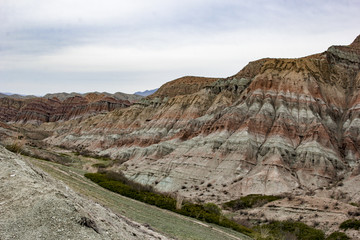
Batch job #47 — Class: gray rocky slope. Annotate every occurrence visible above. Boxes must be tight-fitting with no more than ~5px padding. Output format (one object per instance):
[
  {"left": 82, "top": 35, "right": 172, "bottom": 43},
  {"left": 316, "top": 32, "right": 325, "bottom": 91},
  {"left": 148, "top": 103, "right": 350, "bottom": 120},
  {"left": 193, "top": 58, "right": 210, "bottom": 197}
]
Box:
[{"left": 0, "top": 146, "right": 170, "bottom": 240}]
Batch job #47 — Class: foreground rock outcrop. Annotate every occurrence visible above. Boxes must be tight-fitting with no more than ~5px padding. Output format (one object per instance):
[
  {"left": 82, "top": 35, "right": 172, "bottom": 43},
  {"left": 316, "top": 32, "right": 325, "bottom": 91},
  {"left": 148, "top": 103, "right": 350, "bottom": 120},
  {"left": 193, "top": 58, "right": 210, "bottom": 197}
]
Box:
[{"left": 0, "top": 146, "right": 170, "bottom": 240}]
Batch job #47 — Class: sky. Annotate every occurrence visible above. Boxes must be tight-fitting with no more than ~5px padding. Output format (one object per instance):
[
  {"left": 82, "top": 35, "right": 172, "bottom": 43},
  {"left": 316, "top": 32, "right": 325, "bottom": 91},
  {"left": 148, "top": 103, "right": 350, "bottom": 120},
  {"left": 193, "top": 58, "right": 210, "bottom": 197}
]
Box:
[{"left": 0, "top": 0, "right": 359, "bottom": 95}]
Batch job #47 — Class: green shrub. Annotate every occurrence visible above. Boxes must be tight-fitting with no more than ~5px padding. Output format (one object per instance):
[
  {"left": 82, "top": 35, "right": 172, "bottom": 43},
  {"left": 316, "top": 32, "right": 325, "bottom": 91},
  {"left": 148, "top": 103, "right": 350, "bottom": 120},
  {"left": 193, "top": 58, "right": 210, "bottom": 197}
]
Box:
[
  {"left": 203, "top": 202, "right": 221, "bottom": 216},
  {"left": 104, "top": 171, "right": 129, "bottom": 183},
  {"left": 85, "top": 173, "right": 176, "bottom": 211},
  {"left": 219, "top": 217, "right": 253, "bottom": 235},
  {"left": 84, "top": 173, "right": 108, "bottom": 183},
  {"left": 340, "top": 219, "right": 360, "bottom": 230},
  {"left": 91, "top": 163, "right": 107, "bottom": 168},
  {"left": 256, "top": 221, "right": 325, "bottom": 240},
  {"left": 75, "top": 150, "right": 112, "bottom": 161},
  {"left": 104, "top": 171, "right": 154, "bottom": 192},
  {"left": 349, "top": 202, "right": 359, "bottom": 207},
  {"left": 326, "top": 231, "right": 350, "bottom": 240},
  {"left": 223, "top": 194, "right": 283, "bottom": 210}
]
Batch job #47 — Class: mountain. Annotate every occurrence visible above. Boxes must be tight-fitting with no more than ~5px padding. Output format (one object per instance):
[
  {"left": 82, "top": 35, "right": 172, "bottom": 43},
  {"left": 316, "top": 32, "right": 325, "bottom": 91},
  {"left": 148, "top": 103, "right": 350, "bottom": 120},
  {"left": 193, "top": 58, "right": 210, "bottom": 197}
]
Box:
[
  {"left": 0, "top": 92, "right": 141, "bottom": 123},
  {"left": 39, "top": 35, "right": 360, "bottom": 203},
  {"left": 134, "top": 88, "right": 159, "bottom": 96}
]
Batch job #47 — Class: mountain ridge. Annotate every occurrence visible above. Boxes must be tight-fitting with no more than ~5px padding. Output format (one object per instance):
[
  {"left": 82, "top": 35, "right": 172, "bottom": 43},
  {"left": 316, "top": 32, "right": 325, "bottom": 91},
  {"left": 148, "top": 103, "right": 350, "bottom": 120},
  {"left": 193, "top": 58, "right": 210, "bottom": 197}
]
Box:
[
  {"left": 134, "top": 89, "right": 159, "bottom": 97},
  {"left": 0, "top": 92, "right": 142, "bottom": 123},
  {"left": 36, "top": 35, "right": 360, "bottom": 202}
]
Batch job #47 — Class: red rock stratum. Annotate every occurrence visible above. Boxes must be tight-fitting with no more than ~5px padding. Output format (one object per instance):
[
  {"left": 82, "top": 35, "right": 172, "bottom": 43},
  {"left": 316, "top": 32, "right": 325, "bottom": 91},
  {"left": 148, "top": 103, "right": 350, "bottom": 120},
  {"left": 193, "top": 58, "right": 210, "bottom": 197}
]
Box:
[{"left": 0, "top": 92, "right": 141, "bottom": 123}]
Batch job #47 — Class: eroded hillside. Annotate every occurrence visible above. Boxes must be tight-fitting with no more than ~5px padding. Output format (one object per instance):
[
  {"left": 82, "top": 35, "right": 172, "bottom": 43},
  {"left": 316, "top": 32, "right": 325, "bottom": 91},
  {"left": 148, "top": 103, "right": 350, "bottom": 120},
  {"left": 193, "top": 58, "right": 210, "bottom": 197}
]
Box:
[
  {"left": 0, "top": 92, "right": 142, "bottom": 123},
  {"left": 27, "top": 36, "right": 360, "bottom": 205}
]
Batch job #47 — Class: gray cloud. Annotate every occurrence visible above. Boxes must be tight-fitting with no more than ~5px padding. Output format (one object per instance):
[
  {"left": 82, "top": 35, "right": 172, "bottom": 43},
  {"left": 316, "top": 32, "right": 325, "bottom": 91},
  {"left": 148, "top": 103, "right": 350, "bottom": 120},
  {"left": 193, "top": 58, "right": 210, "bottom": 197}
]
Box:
[{"left": 1, "top": 0, "right": 359, "bottom": 94}]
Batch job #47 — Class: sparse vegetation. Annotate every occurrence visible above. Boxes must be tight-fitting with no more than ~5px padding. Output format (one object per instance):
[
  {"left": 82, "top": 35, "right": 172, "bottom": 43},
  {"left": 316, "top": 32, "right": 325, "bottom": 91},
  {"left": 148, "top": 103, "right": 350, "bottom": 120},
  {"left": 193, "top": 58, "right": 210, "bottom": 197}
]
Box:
[
  {"left": 254, "top": 220, "right": 325, "bottom": 240},
  {"left": 5, "top": 143, "right": 74, "bottom": 165},
  {"left": 347, "top": 210, "right": 360, "bottom": 216},
  {"left": 74, "top": 150, "right": 112, "bottom": 161},
  {"left": 85, "top": 172, "right": 254, "bottom": 236},
  {"left": 326, "top": 231, "right": 350, "bottom": 240},
  {"left": 85, "top": 171, "right": 329, "bottom": 240},
  {"left": 5, "top": 141, "right": 25, "bottom": 154},
  {"left": 339, "top": 219, "right": 360, "bottom": 230},
  {"left": 223, "top": 194, "right": 283, "bottom": 210},
  {"left": 91, "top": 163, "right": 107, "bottom": 169},
  {"left": 30, "top": 158, "right": 252, "bottom": 240}
]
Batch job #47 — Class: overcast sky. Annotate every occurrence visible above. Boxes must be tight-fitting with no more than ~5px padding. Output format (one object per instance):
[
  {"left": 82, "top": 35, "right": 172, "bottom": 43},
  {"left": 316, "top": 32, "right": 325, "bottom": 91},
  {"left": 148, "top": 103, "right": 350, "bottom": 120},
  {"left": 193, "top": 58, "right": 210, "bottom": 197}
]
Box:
[{"left": 1, "top": 0, "right": 359, "bottom": 95}]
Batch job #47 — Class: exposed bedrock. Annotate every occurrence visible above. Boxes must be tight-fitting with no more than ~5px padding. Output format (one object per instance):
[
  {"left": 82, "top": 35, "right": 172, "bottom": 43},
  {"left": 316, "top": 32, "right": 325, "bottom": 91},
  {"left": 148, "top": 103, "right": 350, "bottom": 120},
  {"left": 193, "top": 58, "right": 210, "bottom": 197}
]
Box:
[
  {"left": 0, "top": 92, "right": 136, "bottom": 124},
  {"left": 30, "top": 35, "right": 360, "bottom": 201}
]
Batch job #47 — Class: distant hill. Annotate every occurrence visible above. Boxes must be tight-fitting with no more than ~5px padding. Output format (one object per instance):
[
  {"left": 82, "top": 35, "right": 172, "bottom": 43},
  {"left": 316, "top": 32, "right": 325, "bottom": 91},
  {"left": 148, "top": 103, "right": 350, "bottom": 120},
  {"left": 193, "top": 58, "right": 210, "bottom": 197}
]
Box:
[
  {"left": 0, "top": 91, "right": 143, "bottom": 102},
  {"left": 0, "top": 92, "right": 38, "bottom": 99},
  {"left": 0, "top": 91, "right": 143, "bottom": 123},
  {"left": 44, "top": 91, "right": 143, "bottom": 102},
  {"left": 134, "top": 88, "right": 158, "bottom": 96}
]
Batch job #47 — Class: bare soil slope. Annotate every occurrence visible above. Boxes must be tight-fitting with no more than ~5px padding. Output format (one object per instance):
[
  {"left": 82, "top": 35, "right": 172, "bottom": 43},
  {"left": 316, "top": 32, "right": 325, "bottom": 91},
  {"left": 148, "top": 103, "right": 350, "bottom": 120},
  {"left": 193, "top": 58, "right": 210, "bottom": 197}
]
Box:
[{"left": 0, "top": 146, "right": 170, "bottom": 240}]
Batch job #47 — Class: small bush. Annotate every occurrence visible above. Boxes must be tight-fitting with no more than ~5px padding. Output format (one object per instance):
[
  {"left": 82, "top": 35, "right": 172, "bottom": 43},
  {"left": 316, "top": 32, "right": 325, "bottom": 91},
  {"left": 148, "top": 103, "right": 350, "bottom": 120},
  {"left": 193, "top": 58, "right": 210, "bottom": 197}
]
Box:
[
  {"left": 326, "top": 231, "right": 350, "bottom": 240},
  {"left": 348, "top": 210, "right": 360, "bottom": 217},
  {"left": 84, "top": 173, "right": 108, "bottom": 183},
  {"left": 75, "top": 150, "right": 112, "bottom": 161},
  {"left": 255, "top": 220, "right": 325, "bottom": 240},
  {"left": 92, "top": 163, "right": 107, "bottom": 169},
  {"left": 107, "top": 171, "right": 154, "bottom": 192},
  {"left": 223, "top": 194, "right": 283, "bottom": 210},
  {"left": 339, "top": 219, "right": 360, "bottom": 230},
  {"left": 5, "top": 142, "right": 24, "bottom": 154},
  {"left": 203, "top": 203, "right": 221, "bottom": 216}
]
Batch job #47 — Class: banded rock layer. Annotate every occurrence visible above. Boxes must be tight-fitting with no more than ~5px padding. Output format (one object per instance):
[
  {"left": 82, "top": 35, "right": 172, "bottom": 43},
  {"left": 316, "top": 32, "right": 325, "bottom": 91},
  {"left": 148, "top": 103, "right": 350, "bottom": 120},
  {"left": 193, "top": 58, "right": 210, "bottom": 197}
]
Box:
[
  {"left": 40, "top": 36, "right": 360, "bottom": 201},
  {"left": 0, "top": 92, "right": 140, "bottom": 123}
]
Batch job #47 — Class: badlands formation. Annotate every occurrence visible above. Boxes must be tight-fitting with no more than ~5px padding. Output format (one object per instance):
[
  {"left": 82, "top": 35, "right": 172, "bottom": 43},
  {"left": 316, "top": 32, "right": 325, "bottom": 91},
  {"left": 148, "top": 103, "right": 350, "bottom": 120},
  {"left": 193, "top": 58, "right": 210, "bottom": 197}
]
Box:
[
  {"left": 0, "top": 92, "right": 142, "bottom": 123},
  {"left": 37, "top": 35, "right": 360, "bottom": 202},
  {"left": 1, "top": 35, "right": 360, "bottom": 237}
]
